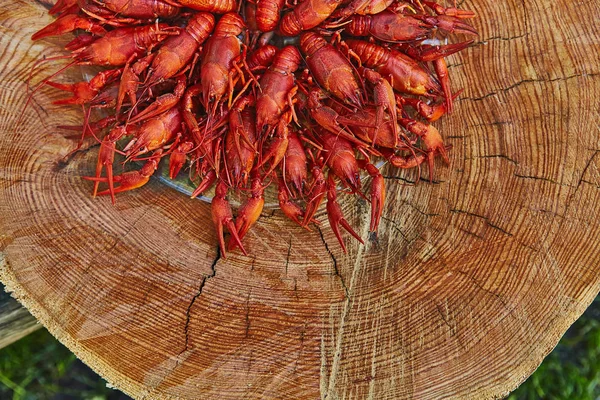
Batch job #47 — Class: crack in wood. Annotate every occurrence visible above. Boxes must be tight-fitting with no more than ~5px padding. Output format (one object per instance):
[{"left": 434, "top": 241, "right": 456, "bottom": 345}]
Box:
[
  {"left": 467, "top": 120, "right": 512, "bottom": 129},
  {"left": 450, "top": 208, "right": 513, "bottom": 236},
  {"left": 284, "top": 235, "right": 292, "bottom": 276},
  {"left": 183, "top": 246, "right": 220, "bottom": 352},
  {"left": 475, "top": 154, "right": 519, "bottom": 165},
  {"left": 380, "top": 216, "right": 419, "bottom": 245},
  {"left": 460, "top": 73, "right": 600, "bottom": 102},
  {"left": 581, "top": 179, "right": 600, "bottom": 189},
  {"left": 457, "top": 226, "right": 485, "bottom": 240},
  {"left": 573, "top": 151, "right": 599, "bottom": 195},
  {"left": 244, "top": 290, "right": 251, "bottom": 339},
  {"left": 0, "top": 177, "right": 34, "bottom": 190},
  {"left": 316, "top": 226, "right": 348, "bottom": 298},
  {"left": 563, "top": 150, "right": 600, "bottom": 216},
  {"left": 400, "top": 199, "right": 440, "bottom": 217},
  {"left": 382, "top": 175, "right": 445, "bottom": 185},
  {"left": 441, "top": 263, "right": 521, "bottom": 326},
  {"left": 476, "top": 32, "right": 529, "bottom": 43},
  {"left": 514, "top": 173, "right": 572, "bottom": 187},
  {"left": 435, "top": 303, "right": 456, "bottom": 337},
  {"left": 293, "top": 278, "right": 299, "bottom": 301}
]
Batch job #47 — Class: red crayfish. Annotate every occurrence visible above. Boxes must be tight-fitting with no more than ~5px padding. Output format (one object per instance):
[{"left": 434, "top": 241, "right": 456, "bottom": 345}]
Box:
[{"left": 28, "top": 0, "right": 478, "bottom": 256}]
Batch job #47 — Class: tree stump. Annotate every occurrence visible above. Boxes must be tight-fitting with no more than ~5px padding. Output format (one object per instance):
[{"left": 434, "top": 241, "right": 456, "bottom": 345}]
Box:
[
  {"left": 0, "top": 283, "right": 39, "bottom": 349},
  {"left": 1, "top": 0, "right": 600, "bottom": 398}
]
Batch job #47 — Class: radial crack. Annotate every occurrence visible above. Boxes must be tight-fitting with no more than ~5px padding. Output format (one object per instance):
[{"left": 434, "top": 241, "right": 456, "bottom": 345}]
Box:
[
  {"left": 460, "top": 73, "right": 600, "bottom": 102},
  {"left": 183, "top": 246, "right": 220, "bottom": 352},
  {"left": 285, "top": 235, "right": 292, "bottom": 276},
  {"left": 317, "top": 226, "right": 348, "bottom": 298}
]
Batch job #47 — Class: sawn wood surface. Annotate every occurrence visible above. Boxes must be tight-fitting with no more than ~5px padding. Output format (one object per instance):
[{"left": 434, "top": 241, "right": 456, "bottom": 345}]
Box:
[{"left": 0, "top": 0, "right": 599, "bottom": 398}]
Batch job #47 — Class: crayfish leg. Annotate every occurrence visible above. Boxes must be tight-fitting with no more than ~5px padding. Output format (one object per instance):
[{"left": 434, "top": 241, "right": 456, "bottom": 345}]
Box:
[{"left": 433, "top": 58, "right": 452, "bottom": 114}]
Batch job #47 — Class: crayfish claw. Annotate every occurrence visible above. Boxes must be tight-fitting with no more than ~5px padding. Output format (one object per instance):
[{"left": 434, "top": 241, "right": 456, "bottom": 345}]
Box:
[
  {"left": 191, "top": 170, "right": 217, "bottom": 199},
  {"left": 358, "top": 160, "right": 385, "bottom": 233},
  {"left": 278, "top": 177, "right": 306, "bottom": 227},
  {"left": 229, "top": 175, "right": 264, "bottom": 251},
  {"left": 326, "top": 175, "right": 363, "bottom": 252},
  {"left": 31, "top": 13, "right": 106, "bottom": 41},
  {"left": 302, "top": 164, "right": 327, "bottom": 227},
  {"left": 83, "top": 155, "right": 159, "bottom": 200},
  {"left": 212, "top": 181, "right": 247, "bottom": 258}
]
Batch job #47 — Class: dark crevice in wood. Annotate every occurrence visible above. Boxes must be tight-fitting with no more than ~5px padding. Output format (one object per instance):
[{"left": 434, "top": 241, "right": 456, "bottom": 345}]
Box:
[
  {"left": 460, "top": 73, "right": 600, "bottom": 102},
  {"left": 457, "top": 226, "right": 485, "bottom": 240},
  {"left": 244, "top": 291, "right": 251, "bottom": 339},
  {"left": 450, "top": 208, "right": 514, "bottom": 236},
  {"left": 475, "top": 32, "right": 529, "bottom": 45},
  {"left": 435, "top": 303, "right": 454, "bottom": 334},
  {"left": 581, "top": 179, "right": 600, "bottom": 189},
  {"left": 293, "top": 278, "right": 299, "bottom": 300},
  {"left": 467, "top": 120, "right": 512, "bottom": 129},
  {"left": 183, "top": 246, "right": 220, "bottom": 352},
  {"left": 400, "top": 199, "right": 440, "bottom": 217},
  {"left": 292, "top": 323, "right": 306, "bottom": 374},
  {"left": 514, "top": 173, "right": 573, "bottom": 187},
  {"left": 563, "top": 151, "right": 600, "bottom": 215},
  {"left": 452, "top": 268, "right": 512, "bottom": 312},
  {"left": 574, "top": 151, "right": 599, "bottom": 193},
  {"left": 475, "top": 154, "right": 519, "bottom": 165},
  {"left": 0, "top": 177, "right": 33, "bottom": 184},
  {"left": 380, "top": 216, "right": 421, "bottom": 246},
  {"left": 446, "top": 62, "right": 464, "bottom": 69},
  {"left": 316, "top": 226, "right": 348, "bottom": 298},
  {"left": 284, "top": 235, "right": 292, "bottom": 276},
  {"left": 122, "top": 209, "right": 148, "bottom": 240},
  {"left": 0, "top": 177, "right": 33, "bottom": 190},
  {"left": 382, "top": 175, "right": 445, "bottom": 185}
]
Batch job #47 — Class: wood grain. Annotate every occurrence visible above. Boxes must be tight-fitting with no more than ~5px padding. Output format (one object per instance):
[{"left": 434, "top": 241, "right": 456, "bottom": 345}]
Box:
[{"left": 1, "top": 0, "right": 600, "bottom": 398}]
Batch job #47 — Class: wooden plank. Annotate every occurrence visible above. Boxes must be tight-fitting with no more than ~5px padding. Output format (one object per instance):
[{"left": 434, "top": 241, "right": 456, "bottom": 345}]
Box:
[{"left": 0, "top": 284, "right": 39, "bottom": 350}]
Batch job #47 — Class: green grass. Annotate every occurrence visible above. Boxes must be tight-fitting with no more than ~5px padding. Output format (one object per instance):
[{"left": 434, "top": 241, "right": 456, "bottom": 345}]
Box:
[
  {"left": 0, "top": 298, "right": 599, "bottom": 399},
  {"left": 509, "top": 297, "right": 600, "bottom": 400},
  {"left": 0, "top": 329, "right": 76, "bottom": 400},
  {"left": 0, "top": 329, "right": 125, "bottom": 400}
]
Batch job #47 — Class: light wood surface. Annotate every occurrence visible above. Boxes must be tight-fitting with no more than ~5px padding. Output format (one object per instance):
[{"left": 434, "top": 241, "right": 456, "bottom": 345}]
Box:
[{"left": 1, "top": 0, "right": 600, "bottom": 398}]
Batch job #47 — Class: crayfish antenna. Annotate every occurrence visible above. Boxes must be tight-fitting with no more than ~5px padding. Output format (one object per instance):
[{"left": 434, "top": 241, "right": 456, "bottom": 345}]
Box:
[{"left": 19, "top": 58, "right": 76, "bottom": 126}]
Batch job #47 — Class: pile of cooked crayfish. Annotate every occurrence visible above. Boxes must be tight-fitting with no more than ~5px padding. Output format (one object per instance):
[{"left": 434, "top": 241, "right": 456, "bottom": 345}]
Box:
[{"left": 29, "top": 0, "right": 477, "bottom": 256}]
